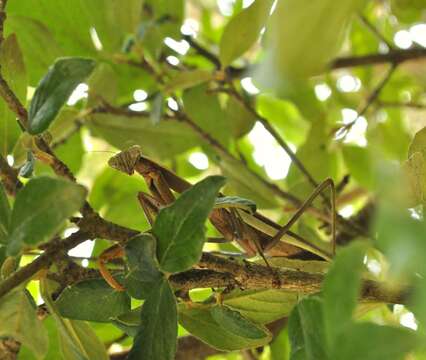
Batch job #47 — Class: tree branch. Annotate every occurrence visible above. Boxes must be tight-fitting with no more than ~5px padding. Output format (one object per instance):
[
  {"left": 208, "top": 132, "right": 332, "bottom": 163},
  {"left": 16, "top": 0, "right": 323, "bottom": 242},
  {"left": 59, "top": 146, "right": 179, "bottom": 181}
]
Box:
[
  {"left": 330, "top": 48, "right": 426, "bottom": 69},
  {"left": 0, "top": 231, "right": 89, "bottom": 299},
  {"left": 171, "top": 252, "right": 410, "bottom": 305},
  {"left": 0, "top": 154, "right": 22, "bottom": 196}
]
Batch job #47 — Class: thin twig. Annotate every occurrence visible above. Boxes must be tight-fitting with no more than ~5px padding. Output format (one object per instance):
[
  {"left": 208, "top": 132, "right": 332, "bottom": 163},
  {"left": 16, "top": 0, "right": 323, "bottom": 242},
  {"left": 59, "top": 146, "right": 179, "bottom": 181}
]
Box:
[
  {"left": 0, "top": 231, "right": 89, "bottom": 299},
  {"left": 358, "top": 14, "right": 393, "bottom": 50},
  {"left": 0, "top": 0, "right": 8, "bottom": 46},
  {"left": 330, "top": 48, "right": 426, "bottom": 69},
  {"left": 337, "top": 64, "right": 397, "bottom": 136},
  {"left": 377, "top": 100, "right": 426, "bottom": 109},
  {"left": 182, "top": 35, "right": 221, "bottom": 69},
  {"left": 226, "top": 84, "right": 320, "bottom": 190}
]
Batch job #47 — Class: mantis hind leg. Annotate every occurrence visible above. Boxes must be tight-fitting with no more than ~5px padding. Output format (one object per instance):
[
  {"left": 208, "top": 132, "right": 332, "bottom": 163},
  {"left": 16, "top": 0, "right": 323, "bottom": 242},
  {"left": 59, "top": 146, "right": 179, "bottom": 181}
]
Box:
[
  {"left": 264, "top": 178, "right": 336, "bottom": 257},
  {"left": 98, "top": 244, "right": 125, "bottom": 291}
]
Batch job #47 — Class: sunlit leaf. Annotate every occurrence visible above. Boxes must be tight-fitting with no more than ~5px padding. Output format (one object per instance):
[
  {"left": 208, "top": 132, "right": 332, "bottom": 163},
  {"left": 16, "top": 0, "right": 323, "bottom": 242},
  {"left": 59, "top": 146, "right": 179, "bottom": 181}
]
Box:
[
  {"left": 219, "top": 0, "right": 274, "bottom": 66},
  {"left": 183, "top": 84, "right": 231, "bottom": 146},
  {"left": 342, "top": 145, "right": 374, "bottom": 189},
  {"left": 88, "top": 113, "right": 201, "bottom": 159},
  {"left": 165, "top": 69, "right": 213, "bottom": 93},
  {"left": 223, "top": 288, "right": 298, "bottom": 324}
]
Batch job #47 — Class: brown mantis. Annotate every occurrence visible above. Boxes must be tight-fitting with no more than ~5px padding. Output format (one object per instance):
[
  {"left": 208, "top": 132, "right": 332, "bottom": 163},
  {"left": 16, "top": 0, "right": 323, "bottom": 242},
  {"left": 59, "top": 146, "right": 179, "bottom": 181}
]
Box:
[{"left": 98, "top": 146, "right": 336, "bottom": 291}]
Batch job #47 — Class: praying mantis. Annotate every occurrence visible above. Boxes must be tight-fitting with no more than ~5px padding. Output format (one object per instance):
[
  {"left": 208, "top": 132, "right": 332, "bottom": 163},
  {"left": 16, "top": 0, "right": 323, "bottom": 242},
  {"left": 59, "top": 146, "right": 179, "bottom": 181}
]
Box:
[{"left": 98, "top": 146, "right": 336, "bottom": 291}]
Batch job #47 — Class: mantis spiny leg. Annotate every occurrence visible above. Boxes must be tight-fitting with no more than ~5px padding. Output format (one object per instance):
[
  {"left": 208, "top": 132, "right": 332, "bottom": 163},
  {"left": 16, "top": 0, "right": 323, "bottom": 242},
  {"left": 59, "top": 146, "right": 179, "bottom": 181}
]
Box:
[{"left": 264, "top": 178, "right": 336, "bottom": 256}]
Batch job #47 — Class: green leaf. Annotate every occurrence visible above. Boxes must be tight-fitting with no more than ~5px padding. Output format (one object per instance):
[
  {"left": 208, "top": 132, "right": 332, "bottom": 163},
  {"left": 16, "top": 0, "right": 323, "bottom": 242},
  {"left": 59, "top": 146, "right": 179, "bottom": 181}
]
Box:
[
  {"left": 256, "top": 94, "right": 309, "bottom": 146},
  {"left": 288, "top": 297, "right": 328, "bottom": 360},
  {"left": 127, "top": 278, "right": 177, "bottom": 360},
  {"left": 0, "top": 288, "right": 48, "bottom": 359},
  {"left": 153, "top": 175, "right": 225, "bottom": 273},
  {"left": 165, "top": 69, "right": 213, "bottom": 93},
  {"left": 90, "top": 166, "right": 150, "bottom": 231},
  {"left": 270, "top": 327, "right": 290, "bottom": 360},
  {"left": 287, "top": 118, "right": 337, "bottom": 200},
  {"left": 111, "top": 307, "right": 141, "bottom": 337},
  {"left": 0, "top": 34, "right": 27, "bottom": 156},
  {"left": 28, "top": 57, "right": 96, "bottom": 134},
  {"left": 210, "top": 305, "right": 269, "bottom": 339},
  {"left": 5, "top": 15, "right": 61, "bottom": 85},
  {"left": 219, "top": 0, "right": 274, "bottom": 66},
  {"left": 331, "top": 323, "right": 417, "bottom": 360},
  {"left": 258, "top": 0, "right": 365, "bottom": 85},
  {"left": 7, "top": 176, "right": 87, "bottom": 255},
  {"left": 88, "top": 113, "right": 201, "bottom": 159},
  {"left": 401, "top": 152, "right": 426, "bottom": 207},
  {"left": 55, "top": 278, "right": 131, "bottom": 322},
  {"left": 220, "top": 155, "right": 279, "bottom": 209},
  {"left": 0, "top": 182, "right": 11, "bottom": 244},
  {"left": 322, "top": 242, "right": 367, "bottom": 348},
  {"left": 223, "top": 288, "right": 298, "bottom": 324},
  {"left": 40, "top": 279, "right": 108, "bottom": 360},
  {"left": 224, "top": 95, "right": 257, "bottom": 138},
  {"left": 178, "top": 304, "right": 272, "bottom": 351},
  {"left": 214, "top": 196, "right": 257, "bottom": 213},
  {"left": 183, "top": 84, "right": 231, "bottom": 146},
  {"left": 342, "top": 145, "right": 374, "bottom": 189},
  {"left": 374, "top": 180, "right": 426, "bottom": 278},
  {"left": 408, "top": 126, "right": 426, "bottom": 158},
  {"left": 124, "top": 234, "right": 163, "bottom": 299}
]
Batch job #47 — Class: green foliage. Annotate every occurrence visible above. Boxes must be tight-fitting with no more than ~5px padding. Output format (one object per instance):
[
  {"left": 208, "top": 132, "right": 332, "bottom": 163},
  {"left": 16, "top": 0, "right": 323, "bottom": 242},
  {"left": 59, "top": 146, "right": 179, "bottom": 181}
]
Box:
[
  {"left": 41, "top": 279, "right": 109, "bottom": 360},
  {"left": 222, "top": 288, "right": 298, "bottom": 324},
  {"left": 288, "top": 297, "right": 328, "bottom": 360},
  {"left": 124, "top": 234, "right": 163, "bottom": 299},
  {"left": 0, "top": 34, "right": 26, "bottom": 156},
  {"left": 178, "top": 304, "right": 272, "bottom": 351},
  {"left": 322, "top": 242, "right": 367, "bottom": 348},
  {"left": 127, "top": 278, "right": 177, "bottom": 360},
  {"left": 0, "top": 182, "right": 10, "bottom": 244},
  {"left": 7, "top": 176, "right": 86, "bottom": 255},
  {"left": 153, "top": 175, "right": 225, "bottom": 273},
  {"left": 28, "top": 57, "right": 95, "bottom": 134},
  {"left": 55, "top": 278, "right": 131, "bottom": 322},
  {"left": 0, "top": 288, "right": 48, "bottom": 359},
  {"left": 219, "top": 0, "right": 274, "bottom": 66}
]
